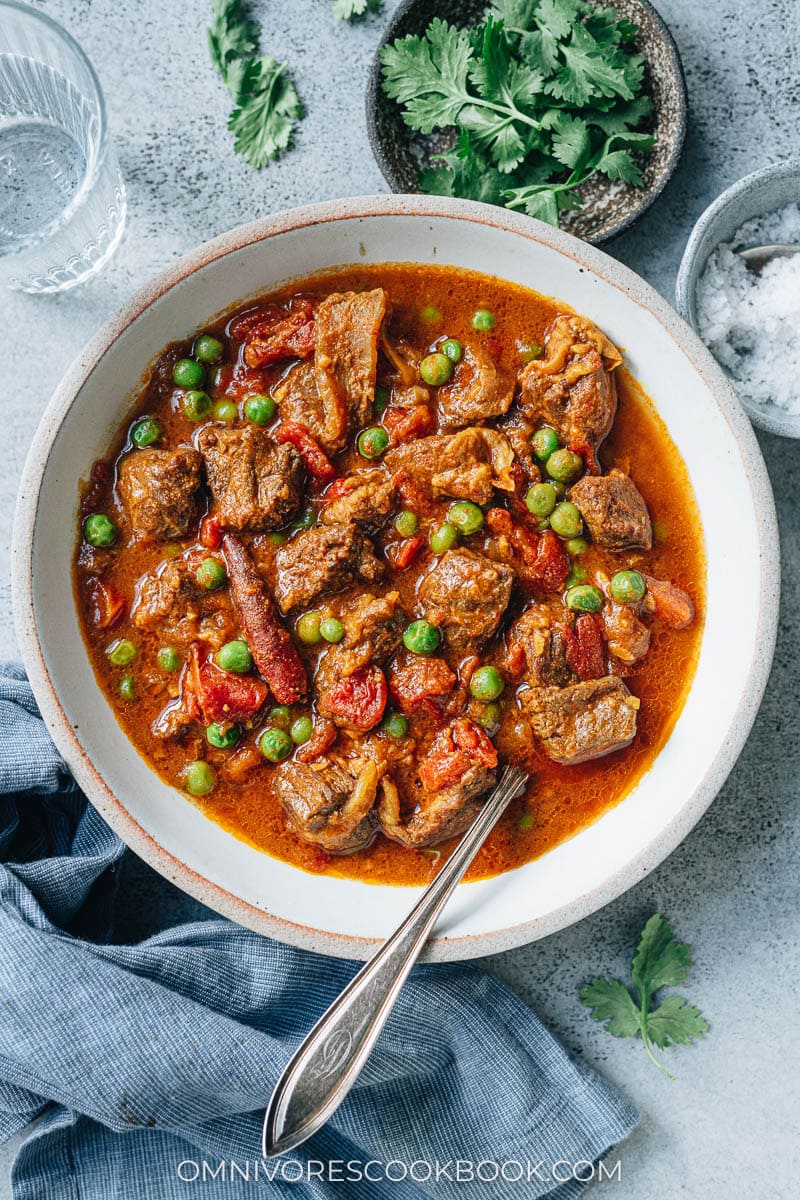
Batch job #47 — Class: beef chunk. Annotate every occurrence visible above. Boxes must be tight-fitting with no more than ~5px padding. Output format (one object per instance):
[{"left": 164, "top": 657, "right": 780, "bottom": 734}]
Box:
[
  {"left": 320, "top": 470, "right": 396, "bottom": 529},
  {"left": 518, "top": 315, "right": 621, "bottom": 467},
  {"left": 274, "top": 523, "right": 384, "bottom": 612},
  {"left": 437, "top": 345, "right": 514, "bottom": 428},
  {"left": 418, "top": 549, "right": 513, "bottom": 653},
  {"left": 569, "top": 469, "right": 652, "bottom": 550},
  {"left": 521, "top": 676, "right": 639, "bottom": 765},
  {"left": 378, "top": 719, "right": 496, "bottom": 847},
  {"left": 512, "top": 603, "right": 573, "bottom": 688},
  {"left": 385, "top": 427, "right": 514, "bottom": 506},
  {"left": 602, "top": 600, "right": 650, "bottom": 664},
  {"left": 132, "top": 560, "right": 196, "bottom": 629},
  {"left": 198, "top": 425, "right": 303, "bottom": 534},
  {"left": 273, "top": 756, "right": 378, "bottom": 852},
  {"left": 316, "top": 592, "right": 406, "bottom": 692},
  {"left": 315, "top": 288, "right": 387, "bottom": 446},
  {"left": 118, "top": 447, "right": 201, "bottom": 541},
  {"left": 271, "top": 361, "right": 341, "bottom": 453}
]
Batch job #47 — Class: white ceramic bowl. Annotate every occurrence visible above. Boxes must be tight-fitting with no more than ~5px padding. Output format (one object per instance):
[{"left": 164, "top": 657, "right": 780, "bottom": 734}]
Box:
[{"left": 12, "top": 196, "right": 779, "bottom": 961}]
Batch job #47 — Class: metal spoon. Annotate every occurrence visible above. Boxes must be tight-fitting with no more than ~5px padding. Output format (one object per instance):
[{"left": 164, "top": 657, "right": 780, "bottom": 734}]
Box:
[
  {"left": 737, "top": 243, "right": 800, "bottom": 273},
  {"left": 262, "top": 763, "right": 528, "bottom": 1158}
]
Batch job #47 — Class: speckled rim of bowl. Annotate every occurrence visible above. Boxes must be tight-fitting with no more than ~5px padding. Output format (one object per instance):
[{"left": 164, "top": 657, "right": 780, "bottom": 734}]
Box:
[
  {"left": 675, "top": 158, "right": 800, "bottom": 438},
  {"left": 12, "top": 195, "right": 779, "bottom": 962},
  {"left": 365, "top": 0, "right": 688, "bottom": 245}
]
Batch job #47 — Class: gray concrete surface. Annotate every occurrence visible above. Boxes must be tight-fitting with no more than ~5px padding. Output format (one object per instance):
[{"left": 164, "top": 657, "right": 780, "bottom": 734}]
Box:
[{"left": 2, "top": 0, "right": 799, "bottom": 1195}]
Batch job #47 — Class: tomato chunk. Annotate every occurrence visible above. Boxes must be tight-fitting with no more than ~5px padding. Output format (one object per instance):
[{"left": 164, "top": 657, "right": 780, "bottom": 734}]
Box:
[
  {"left": 186, "top": 645, "right": 267, "bottom": 725},
  {"left": 295, "top": 718, "right": 337, "bottom": 763},
  {"left": 643, "top": 575, "right": 695, "bottom": 630},
  {"left": 383, "top": 404, "right": 435, "bottom": 445},
  {"left": 277, "top": 421, "right": 336, "bottom": 482},
  {"left": 199, "top": 513, "right": 223, "bottom": 550},
  {"left": 231, "top": 299, "right": 316, "bottom": 368},
  {"left": 563, "top": 613, "right": 606, "bottom": 680},
  {"left": 389, "top": 657, "right": 456, "bottom": 715},
  {"left": 418, "top": 718, "right": 497, "bottom": 793},
  {"left": 385, "top": 535, "right": 424, "bottom": 571},
  {"left": 87, "top": 579, "right": 125, "bottom": 630},
  {"left": 320, "top": 666, "right": 387, "bottom": 731}
]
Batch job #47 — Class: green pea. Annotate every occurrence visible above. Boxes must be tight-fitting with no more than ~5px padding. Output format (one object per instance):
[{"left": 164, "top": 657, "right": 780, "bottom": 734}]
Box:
[
  {"left": 471, "top": 308, "right": 495, "bottom": 331},
  {"left": 420, "top": 304, "right": 441, "bottom": 323},
  {"left": 296, "top": 611, "right": 322, "bottom": 645},
  {"left": 419, "top": 352, "right": 454, "bottom": 387},
  {"left": 550, "top": 502, "right": 583, "bottom": 539},
  {"left": 215, "top": 640, "right": 253, "bottom": 674},
  {"left": 158, "top": 646, "right": 181, "bottom": 672},
  {"left": 566, "top": 537, "right": 588, "bottom": 557},
  {"left": 107, "top": 638, "right": 136, "bottom": 666},
  {"left": 208, "top": 364, "right": 225, "bottom": 390},
  {"left": 441, "top": 338, "right": 463, "bottom": 363},
  {"left": 448, "top": 501, "right": 484, "bottom": 536},
  {"left": 381, "top": 711, "right": 409, "bottom": 738},
  {"left": 478, "top": 700, "right": 502, "bottom": 733},
  {"left": 182, "top": 389, "right": 212, "bottom": 422},
  {"left": 265, "top": 531, "right": 286, "bottom": 546},
  {"left": 268, "top": 705, "right": 291, "bottom": 729},
  {"left": 566, "top": 584, "right": 604, "bottom": 613},
  {"left": 290, "top": 715, "right": 313, "bottom": 745},
  {"left": 131, "top": 417, "right": 161, "bottom": 448},
  {"left": 259, "top": 727, "right": 293, "bottom": 763},
  {"left": 525, "top": 483, "right": 557, "bottom": 519},
  {"left": 566, "top": 564, "right": 587, "bottom": 587},
  {"left": 173, "top": 358, "right": 205, "bottom": 389},
  {"left": 119, "top": 674, "right": 136, "bottom": 701},
  {"left": 292, "top": 507, "right": 316, "bottom": 531},
  {"left": 83, "top": 513, "right": 117, "bottom": 548},
  {"left": 320, "top": 617, "right": 344, "bottom": 644},
  {"left": 185, "top": 760, "right": 216, "bottom": 796},
  {"left": 374, "top": 385, "right": 389, "bottom": 414},
  {"left": 546, "top": 448, "right": 583, "bottom": 483},
  {"left": 196, "top": 557, "right": 226, "bottom": 591},
  {"left": 430, "top": 522, "right": 459, "bottom": 554},
  {"left": 519, "top": 342, "right": 543, "bottom": 362},
  {"left": 194, "top": 334, "right": 224, "bottom": 364},
  {"left": 395, "top": 510, "right": 418, "bottom": 537},
  {"left": 610, "top": 570, "right": 647, "bottom": 605},
  {"left": 206, "top": 722, "right": 240, "bottom": 749},
  {"left": 213, "top": 399, "right": 238, "bottom": 423},
  {"left": 357, "top": 426, "right": 389, "bottom": 459},
  {"left": 469, "top": 665, "right": 504, "bottom": 701},
  {"left": 244, "top": 393, "right": 276, "bottom": 424},
  {"left": 403, "top": 619, "right": 440, "bottom": 656},
  {"left": 518, "top": 812, "right": 534, "bottom": 831},
  {"left": 531, "top": 427, "right": 560, "bottom": 461}
]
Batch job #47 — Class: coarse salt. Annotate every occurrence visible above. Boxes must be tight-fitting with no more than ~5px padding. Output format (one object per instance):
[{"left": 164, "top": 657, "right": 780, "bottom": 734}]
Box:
[{"left": 696, "top": 201, "right": 800, "bottom": 414}]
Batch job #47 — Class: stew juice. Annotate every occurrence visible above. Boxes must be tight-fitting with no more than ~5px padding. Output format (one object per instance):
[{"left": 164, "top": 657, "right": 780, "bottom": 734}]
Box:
[{"left": 74, "top": 264, "right": 705, "bottom": 886}]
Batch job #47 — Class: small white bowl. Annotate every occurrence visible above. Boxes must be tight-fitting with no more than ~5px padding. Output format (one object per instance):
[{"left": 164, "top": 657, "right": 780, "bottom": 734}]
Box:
[
  {"left": 13, "top": 196, "right": 779, "bottom": 960},
  {"left": 675, "top": 159, "right": 800, "bottom": 438}
]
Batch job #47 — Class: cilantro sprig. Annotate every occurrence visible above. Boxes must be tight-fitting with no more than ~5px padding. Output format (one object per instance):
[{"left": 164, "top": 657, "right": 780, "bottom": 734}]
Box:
[
  {"left": 380, "top": 1, "right": 654, "bottom": 226},
  {"left": 208, "top": 0, "right": 303, "bottom": 167},
  {"left": 580, "top": 914, "right": 709, "bottom": 1079},
  {"left": 333, "top": 0, "right": 382, "bottom": 19}
]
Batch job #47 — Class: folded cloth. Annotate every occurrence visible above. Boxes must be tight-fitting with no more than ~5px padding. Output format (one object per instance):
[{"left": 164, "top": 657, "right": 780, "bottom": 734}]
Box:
[{"left": 0, "top": 662, "right": 637, "bottom": 1199}]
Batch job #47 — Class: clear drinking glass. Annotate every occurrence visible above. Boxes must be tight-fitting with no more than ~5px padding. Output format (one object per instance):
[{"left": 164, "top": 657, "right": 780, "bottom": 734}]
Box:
[{"left": 0, "top": 0, "right": 126, "bottom": 292}]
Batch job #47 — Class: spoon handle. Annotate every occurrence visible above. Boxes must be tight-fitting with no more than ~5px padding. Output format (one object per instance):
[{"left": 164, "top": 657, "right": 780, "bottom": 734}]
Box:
[{"left": 262, "top": 764, "right": 527, "bottom": 1158}]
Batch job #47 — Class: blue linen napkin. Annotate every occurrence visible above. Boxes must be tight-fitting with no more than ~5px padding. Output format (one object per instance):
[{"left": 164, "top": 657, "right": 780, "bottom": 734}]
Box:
[{"left": 0, "top": 662, "right": 637, "bottom": 1199}]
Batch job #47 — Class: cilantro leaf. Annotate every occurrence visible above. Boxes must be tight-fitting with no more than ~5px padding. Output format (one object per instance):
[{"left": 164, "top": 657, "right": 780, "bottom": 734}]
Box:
[
  {"left": 647, "top": 996, "right": 710, "bottom": 1049},
  {"left": 580, "top": 914, "right": 708, "bottom": 1078},
  {"left": 586, "top": 97, "right": 653, "bottom": 135},
  {"left": 332, "top": 0, "right": 382, "bottom": 20},
  {"left": 380, "top": 20, "right": 474, "bottom": 132},
  {"left": 228, "top": 57, "right": 303, "bottom": 167},
  {"left": 596, "top": 147, "right": 643, "bottom": 185},
  {"left": 208, "top": 0, "right": 259, "bottom": 97},
  {"left": 550, "top": 112, "right": 591, "bottom": 170},
  {"left": 579, "top": 977, "right": 641, "bottom": 1038},
  {"left": 547, "top": 24, "right": 635, "bottom": 106},
  {"left": 537, "top": 0, "right": 583, "bottom": 41}
]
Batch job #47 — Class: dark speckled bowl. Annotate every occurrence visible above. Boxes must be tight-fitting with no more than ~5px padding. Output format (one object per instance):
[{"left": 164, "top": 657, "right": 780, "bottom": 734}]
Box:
[{"left": 366, "top": 0, "right": 687, "bottom": 244}]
